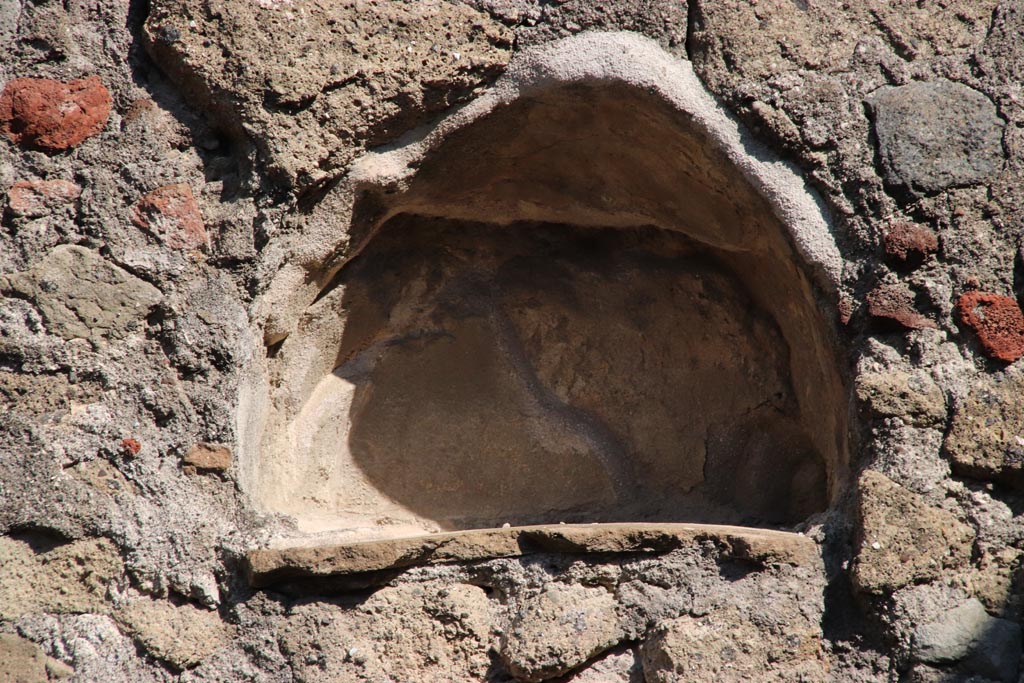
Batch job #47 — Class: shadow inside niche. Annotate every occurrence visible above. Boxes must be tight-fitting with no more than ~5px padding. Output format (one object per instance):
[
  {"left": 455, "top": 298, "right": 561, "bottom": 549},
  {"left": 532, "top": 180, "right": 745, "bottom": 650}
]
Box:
[{"left": 306, "top": 214, "right": 828, "bottom": 531}]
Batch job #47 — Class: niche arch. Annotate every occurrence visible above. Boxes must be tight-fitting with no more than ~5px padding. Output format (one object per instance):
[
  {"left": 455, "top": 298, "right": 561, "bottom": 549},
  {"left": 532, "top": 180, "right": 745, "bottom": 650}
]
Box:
[{"left": 239, "top": 33, "right": 849, "bottom": 543}]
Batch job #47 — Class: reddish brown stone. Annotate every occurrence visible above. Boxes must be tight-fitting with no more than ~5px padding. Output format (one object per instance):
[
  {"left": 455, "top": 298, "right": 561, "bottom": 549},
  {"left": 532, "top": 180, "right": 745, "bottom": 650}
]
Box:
[
  {"left": 7, "top": 179, "right": 80, "bottom": 218},
  {"left": 837, "top": 295, "right": 853, "bottom": 326},
  {"left": 866, "top": 283, "right": 936, "bottom": 331},
  {"left": 883, "top": 221, "right": 938, "bottom": 265},
  {"left": 120, "top": 438, "right": 142, "bottom": 455},
  {"left": 132, "top": 184, "right": 208, "bottom": 250},
  {"left": 183, "top": 443, "right": 231, "bottom": 472},
  {"left": 0, "top": 76, "right": 111, "bottom": 151},
  {"left": 123, "top": 98, "right": 157, "bottom": 123},
  {"left": 957, "top": 291, "right": 1024, "bottom": 362}
]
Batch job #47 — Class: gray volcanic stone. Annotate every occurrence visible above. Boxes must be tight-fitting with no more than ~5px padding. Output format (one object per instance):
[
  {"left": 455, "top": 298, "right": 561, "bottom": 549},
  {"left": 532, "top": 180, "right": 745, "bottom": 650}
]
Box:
[
  {"left": 500, "top": 583, "right": 623, "bottom": 682},
  {"left": 0, "top": 245, "right": 162, "bottom": 342},
  {"left": 978, "top": 3, "right": 1024, "bottom": 100},
  {"left": 913, "top": 598, "right": 1022, "bottom": 683},
  {"left": 866, "top": 80, "right": 1004, "bottom": 197}
]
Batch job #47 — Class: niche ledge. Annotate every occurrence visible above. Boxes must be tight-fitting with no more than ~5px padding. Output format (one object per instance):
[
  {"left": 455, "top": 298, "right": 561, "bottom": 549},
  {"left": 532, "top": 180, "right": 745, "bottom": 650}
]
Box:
[{"left": 244, "top": 522, "right": 819, "bottom": 589}]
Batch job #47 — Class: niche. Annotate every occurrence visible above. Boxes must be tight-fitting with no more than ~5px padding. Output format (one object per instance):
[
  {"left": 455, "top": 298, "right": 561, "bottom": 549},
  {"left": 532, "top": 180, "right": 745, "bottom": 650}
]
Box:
[{"left": 243, "top": 38, "right": 848, "bottom": 543}]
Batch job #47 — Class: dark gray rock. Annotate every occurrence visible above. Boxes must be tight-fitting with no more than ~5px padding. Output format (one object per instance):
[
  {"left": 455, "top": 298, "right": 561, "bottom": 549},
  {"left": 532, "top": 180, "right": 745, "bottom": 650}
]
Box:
[
  {"left": 965, "top": 618, "right": 1022, "bottom": 683},
  {"left": 866, "top": 80, "right": 1004, "bottom": 197},
  {"left": 913, "top": 598, "right": 1022, "bottom": 683}
]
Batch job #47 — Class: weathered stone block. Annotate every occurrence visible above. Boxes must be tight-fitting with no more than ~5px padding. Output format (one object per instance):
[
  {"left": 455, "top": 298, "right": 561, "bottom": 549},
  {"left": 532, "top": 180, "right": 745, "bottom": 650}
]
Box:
[
  {"left": 851, "top": 470, "right": 974, "bottom": 594},
  {"left": 0, "top": 245, "right": 162, "bottom": 342},
  {"left": 855, "top": 370, "right": 947, "bottom": 427},
  {"left": 282, "top": 582, "right": 497, "bottom": 682},
  {"left": 0, "top": 633, "right": 72, "bottom": 682},
  {"left": 142, "top": 0, "right": 512, "bottom": 186},
  {"left": 0, "top": 535, "right": 124, "bottom": 620},
  {"left": 945, "top": 366, "right": 1024, "bottom": 488},
  {"left": 500, "top": 583, "right": 623, "bottom": 682},
  {"left": 641, "top": 606, "right": 825, "bottom": 683},
  {"left": 118, "top": 596, "right": 234, "bottom": 670}
]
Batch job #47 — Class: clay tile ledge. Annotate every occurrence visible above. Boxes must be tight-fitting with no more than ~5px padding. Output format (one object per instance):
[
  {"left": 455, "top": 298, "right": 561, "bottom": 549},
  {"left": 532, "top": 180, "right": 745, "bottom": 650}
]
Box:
[{"left": 244, "top": 523, "right": 819, "bottom": 588}]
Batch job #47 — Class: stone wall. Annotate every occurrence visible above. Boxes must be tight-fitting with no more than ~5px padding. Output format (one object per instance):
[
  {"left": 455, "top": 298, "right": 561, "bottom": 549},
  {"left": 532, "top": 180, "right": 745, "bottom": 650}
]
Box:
[{"left": 3, "top": 1, "right": 1024, "bottom": 681}]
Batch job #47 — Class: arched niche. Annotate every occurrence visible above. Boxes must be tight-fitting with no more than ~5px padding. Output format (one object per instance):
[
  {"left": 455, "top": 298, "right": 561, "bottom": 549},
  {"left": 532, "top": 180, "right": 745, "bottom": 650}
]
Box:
[{"left": 238, "top": 33, "right": 849, "bottom": 544}]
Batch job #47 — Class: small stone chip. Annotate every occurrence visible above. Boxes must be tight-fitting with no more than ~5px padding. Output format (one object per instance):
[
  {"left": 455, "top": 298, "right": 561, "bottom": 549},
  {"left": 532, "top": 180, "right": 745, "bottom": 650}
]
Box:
[
  {"left": 183, "top": 443, "right": 232, "bottom": 472},
  {"left": 866, "top": 283, "right": 936, "bottom": 331},
  {"left": 882, "top": 221, "right": 938, "bottom": 266}
]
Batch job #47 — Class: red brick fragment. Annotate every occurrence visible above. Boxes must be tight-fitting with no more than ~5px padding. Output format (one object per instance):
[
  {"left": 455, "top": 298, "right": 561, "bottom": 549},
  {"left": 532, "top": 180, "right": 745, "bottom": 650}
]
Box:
[
  {"left": 132, "top": 183, "right": 208, "bottom": 250},
  {"left": 883, "top": 221, "right": 938, "bottom": 265},
  {"left": 866, "top": 283, "right": 936, "bottom": 331},
  {"left": 957, "top": 291, "right": 1024, "bottom": 363},
  {"left": 7, "top": 179, "right": 80, "bottom": 218},
  {"left": 120, "top": 438, "right": 142, "bottom": 455},
  {"left": 183, "top": 443, "right": 231, "bottom": 472},
  {"left": 0, "top": 76, "right": 111, "bottom": 151}
]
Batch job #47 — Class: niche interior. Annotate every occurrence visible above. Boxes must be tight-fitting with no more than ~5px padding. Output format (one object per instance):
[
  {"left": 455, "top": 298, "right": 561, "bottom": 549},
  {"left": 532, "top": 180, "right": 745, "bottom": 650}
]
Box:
[{"left": 250, "top": 82, "right": 848, "bottom": 542}]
